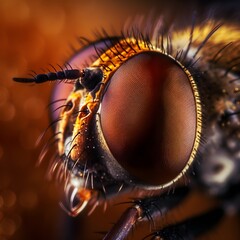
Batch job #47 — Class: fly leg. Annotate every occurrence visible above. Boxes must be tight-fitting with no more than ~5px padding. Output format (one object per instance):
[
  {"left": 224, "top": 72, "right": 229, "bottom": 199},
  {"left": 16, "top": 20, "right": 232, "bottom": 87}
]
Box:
[{"left": 103, "top": 186, "right": 190, "bottom": 240}]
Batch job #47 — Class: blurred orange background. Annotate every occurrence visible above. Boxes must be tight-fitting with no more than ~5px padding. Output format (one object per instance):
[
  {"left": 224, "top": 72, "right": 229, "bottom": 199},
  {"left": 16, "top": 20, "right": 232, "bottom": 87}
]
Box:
[{"left": 0, "top": 0, "right": 240, "bottom": 239}]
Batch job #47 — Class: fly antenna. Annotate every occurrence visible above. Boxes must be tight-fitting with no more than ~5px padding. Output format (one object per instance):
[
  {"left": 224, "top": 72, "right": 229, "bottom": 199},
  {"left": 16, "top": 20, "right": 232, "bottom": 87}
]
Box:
[{"left": 13, "top": 69, "right": 82, "bottom": 84}]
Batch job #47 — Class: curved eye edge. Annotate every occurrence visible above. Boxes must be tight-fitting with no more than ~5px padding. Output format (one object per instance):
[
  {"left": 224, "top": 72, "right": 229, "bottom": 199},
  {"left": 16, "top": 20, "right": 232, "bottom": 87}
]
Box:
[
  {"left": 49, "top": 36, "right": 203, "bottom": 190},
  {"left": 97, "top": 51, "right": 203, "bottom": 189},
  {"left": 92, "top": 110, "right": 202, "bottom": 191}
]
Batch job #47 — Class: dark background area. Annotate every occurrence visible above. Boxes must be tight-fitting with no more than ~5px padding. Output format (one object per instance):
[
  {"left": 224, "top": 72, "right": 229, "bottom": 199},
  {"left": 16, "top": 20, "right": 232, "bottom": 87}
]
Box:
[{"left": 0, "top": 0, "right": 240, "bottom": 239}]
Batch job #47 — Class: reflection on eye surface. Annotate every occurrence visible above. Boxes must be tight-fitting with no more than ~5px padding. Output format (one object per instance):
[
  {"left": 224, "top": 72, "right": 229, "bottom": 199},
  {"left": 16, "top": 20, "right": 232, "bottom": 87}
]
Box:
[{"left": 11, "top": 1, "right": 240, "bottom": 240}]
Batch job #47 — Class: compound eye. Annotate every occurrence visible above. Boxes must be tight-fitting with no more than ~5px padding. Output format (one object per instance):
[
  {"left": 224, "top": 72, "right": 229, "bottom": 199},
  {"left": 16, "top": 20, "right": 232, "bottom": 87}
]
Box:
[{"left": 101, "top": 52, "right": 197, "bottom": 185}]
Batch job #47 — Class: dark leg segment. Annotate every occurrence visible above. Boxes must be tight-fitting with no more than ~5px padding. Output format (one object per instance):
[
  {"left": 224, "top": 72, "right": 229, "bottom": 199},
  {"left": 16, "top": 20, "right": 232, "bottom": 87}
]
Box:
[
  {"left": 103, "top": 206, "right": 142, "bottom": 240},
  {"left": 103, "top": 186, "right": 189, "bottom": 240}
]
